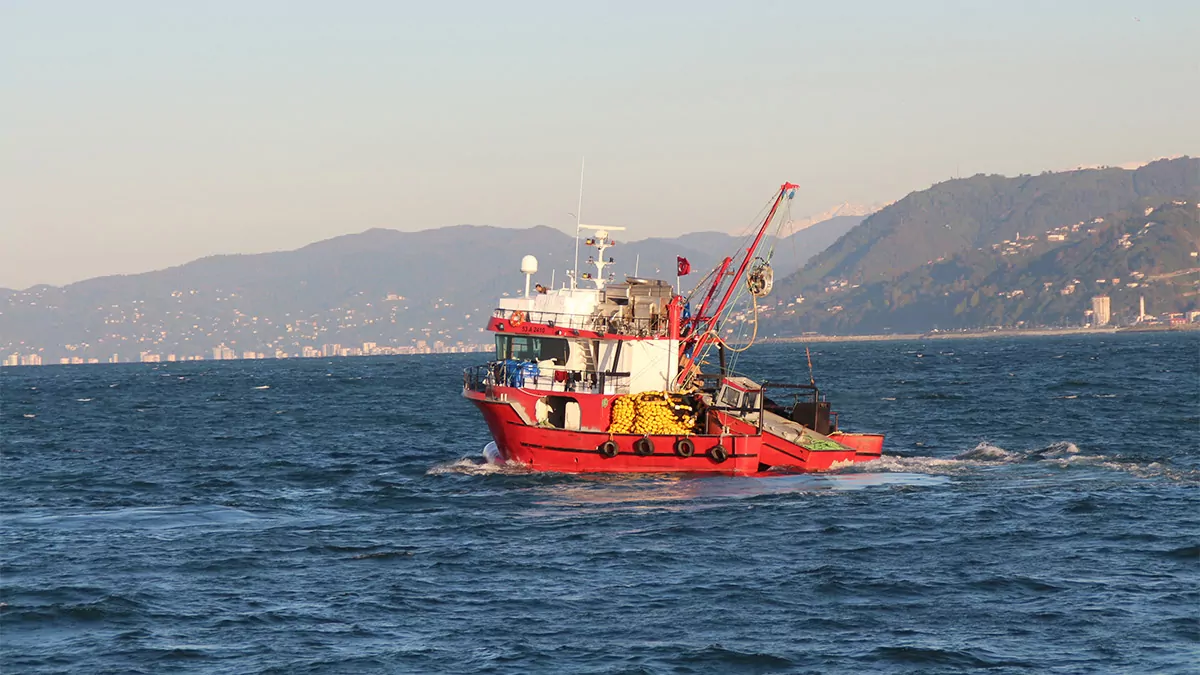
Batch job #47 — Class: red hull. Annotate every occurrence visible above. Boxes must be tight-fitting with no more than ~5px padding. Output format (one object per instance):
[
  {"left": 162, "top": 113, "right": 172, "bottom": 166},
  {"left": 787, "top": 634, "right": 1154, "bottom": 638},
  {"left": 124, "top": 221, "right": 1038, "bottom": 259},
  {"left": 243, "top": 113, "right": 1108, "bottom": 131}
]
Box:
[
  {"left": 465, "top": 386, "right": 882, "bottom": 475},
  {"left": 471, "top": 395, "right": 759, "bottom": 474}
]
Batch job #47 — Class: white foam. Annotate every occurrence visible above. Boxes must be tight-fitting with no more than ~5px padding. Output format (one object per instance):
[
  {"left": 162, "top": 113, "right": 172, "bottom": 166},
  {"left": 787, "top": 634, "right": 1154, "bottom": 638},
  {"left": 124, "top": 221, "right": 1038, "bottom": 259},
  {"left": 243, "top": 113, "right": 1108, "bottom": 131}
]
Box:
[
  {"left": 1042, "top": 453, "right": 1197, "bottom": 482},
  {"left": 834, "top": 454, "right": 983, "bottom": 475},
  {"left": 426, "top": 457, "right": 531, "bottom": 476},
  {"left": 954, "top": 442, "right": 1021, "bottom": 462},
  {"left": 1036, "top": 441, "right": 1081, "bottom": 458}
]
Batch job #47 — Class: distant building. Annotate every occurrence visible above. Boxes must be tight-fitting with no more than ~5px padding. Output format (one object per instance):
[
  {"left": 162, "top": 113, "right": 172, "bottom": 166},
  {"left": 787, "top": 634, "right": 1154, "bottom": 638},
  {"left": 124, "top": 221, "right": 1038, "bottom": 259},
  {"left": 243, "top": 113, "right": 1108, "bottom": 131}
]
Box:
[
  {"left": 1091, "top": 296, "right": 1111, "bottom": 326},
  {"left": 3, "top": 353, "right": 18, "bottom": 367},
  {"left": 212, "top": 345, "right": 236, "bottom": 360}
]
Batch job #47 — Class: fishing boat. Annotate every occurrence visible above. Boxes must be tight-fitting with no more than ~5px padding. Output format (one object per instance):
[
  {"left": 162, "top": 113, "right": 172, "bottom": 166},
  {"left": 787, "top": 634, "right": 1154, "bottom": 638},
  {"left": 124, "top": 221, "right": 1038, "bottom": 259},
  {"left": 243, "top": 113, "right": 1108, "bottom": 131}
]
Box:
[{"left": 461, "top": 182, "right": 883, "bottom": 475}]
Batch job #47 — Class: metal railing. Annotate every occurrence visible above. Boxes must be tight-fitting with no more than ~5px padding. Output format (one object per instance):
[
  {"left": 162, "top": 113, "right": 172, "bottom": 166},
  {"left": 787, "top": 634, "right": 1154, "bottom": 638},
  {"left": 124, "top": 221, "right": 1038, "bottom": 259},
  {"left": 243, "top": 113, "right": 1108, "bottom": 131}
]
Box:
[
  {"left": 492, "top": 308, "right": 670, "bottom": 337},
  {"left": 463, "top": 360, "right": 633, "bottom": 395}
]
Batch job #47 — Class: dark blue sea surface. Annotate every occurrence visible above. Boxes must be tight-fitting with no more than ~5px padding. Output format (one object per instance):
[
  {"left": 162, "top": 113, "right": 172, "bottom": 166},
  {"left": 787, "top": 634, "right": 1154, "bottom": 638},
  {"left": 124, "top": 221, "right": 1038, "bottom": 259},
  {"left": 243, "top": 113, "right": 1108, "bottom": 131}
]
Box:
[{"left": 2, "top": 333, "right": 1197, "bottom": 674}]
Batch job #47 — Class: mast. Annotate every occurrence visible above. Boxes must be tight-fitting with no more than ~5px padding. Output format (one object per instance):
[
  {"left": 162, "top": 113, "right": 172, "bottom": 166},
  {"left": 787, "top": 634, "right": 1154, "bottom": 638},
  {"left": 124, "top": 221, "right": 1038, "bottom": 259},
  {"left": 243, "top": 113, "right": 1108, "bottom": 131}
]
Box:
[
  {"left": 571, "top": 157, "right": 585, "bottom": 290},
  {"left": 676, "top": 182, "right": 797, "bottom": 386}
]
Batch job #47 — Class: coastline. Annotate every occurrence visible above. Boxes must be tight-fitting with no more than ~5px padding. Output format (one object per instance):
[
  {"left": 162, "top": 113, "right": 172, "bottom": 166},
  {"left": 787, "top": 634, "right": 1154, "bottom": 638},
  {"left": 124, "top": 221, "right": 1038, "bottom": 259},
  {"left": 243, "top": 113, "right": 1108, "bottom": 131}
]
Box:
[{"left": 763, "top": 325, "right": 1198, "bottom": 344}]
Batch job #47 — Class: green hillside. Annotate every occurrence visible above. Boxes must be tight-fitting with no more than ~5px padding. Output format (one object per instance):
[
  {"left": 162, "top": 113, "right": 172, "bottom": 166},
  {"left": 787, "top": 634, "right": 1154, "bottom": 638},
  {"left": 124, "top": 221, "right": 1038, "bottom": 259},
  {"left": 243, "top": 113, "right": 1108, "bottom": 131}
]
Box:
[
  {"left": 762, "top": 199, "right": 1200, "bottom": 334},
  {"left": 775, "top": 157, "right": 1198, "bottom": 303}
]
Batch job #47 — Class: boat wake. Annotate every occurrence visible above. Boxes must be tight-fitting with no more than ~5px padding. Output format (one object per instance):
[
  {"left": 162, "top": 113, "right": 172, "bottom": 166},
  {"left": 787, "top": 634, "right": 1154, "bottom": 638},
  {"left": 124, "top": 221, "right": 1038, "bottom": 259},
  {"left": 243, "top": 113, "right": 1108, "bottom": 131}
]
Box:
[
  {"left": 832, "top": 441, "right": 1197, "bottom": 482},
  {"left": 427, "top": 443, "right": 532, "bottom": 476},
  {"left": 426, "top": 458, "right": 533, "bottom": 476},
  {"left": 430, "top": 440, "right": 1195, "bottom": 483}
]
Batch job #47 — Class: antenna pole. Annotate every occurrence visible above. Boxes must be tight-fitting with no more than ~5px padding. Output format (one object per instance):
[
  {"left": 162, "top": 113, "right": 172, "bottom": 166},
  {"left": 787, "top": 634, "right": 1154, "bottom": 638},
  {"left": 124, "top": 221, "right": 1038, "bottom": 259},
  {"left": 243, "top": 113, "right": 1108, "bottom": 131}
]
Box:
[{"left": 572, "top": 157, "right": 585, "bottom": 290}]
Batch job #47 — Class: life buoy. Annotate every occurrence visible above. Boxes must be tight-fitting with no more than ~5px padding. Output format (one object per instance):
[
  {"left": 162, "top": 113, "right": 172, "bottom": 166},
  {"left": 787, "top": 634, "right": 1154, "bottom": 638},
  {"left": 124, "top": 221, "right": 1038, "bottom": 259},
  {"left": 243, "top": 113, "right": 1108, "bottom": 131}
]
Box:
[
  {"left": 674, "top": 437, "right": 695, "bottom": 458},
  {"left": 509, "top": 310, "right": 527, "bottom": 326},
  {"left": 708, "top": 443, "right": 728, "bottom": 464},
  {"left": 598, "top": 440, "right": 618, "bottom": 458},
  {"left": 633, "top": 436, "right": 654, "bottom": 457}
]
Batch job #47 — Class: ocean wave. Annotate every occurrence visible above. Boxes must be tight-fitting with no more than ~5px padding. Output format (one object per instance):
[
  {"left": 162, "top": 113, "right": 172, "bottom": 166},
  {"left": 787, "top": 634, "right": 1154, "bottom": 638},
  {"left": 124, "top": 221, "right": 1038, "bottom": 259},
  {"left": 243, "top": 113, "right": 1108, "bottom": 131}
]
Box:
[
  {"left": 426, "top": 457, "right": 532, "bottom": 476},
  {"left": 676, "top": 644, "right": 796, "bottom": 669},
  {"left": 1041, "top": 454, "right": 1199, "bottom": 482},
  {"left": 1, "top": 592, "right": 146, "bottom": 625},
  {"left": 837, "top": 441, "right": 1195, "bottom": 482},
  {"left": 831, "top": 454, "right": 978, "bottom": 475},
  {"left": 865, "top": 646, "right": 1033, "bottom": 669}
]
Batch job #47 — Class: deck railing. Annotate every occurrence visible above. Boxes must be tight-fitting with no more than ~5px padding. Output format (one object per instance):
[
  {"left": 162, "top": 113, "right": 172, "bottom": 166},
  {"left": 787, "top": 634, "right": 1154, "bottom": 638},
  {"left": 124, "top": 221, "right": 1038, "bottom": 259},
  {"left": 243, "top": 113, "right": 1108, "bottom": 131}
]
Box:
[
  {"left": 492, "top": 308, "right": 670, "bottom": 337},
  {"left": 464, "top": 360, "right": 633, "bottom": 395}
]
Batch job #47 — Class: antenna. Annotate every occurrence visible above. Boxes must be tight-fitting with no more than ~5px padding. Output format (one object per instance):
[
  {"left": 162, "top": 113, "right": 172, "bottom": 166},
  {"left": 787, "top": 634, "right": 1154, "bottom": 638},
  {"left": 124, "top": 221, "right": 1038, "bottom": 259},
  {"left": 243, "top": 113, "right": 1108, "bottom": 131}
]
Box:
[
  {"left": 571, "top": 157, "right": 585, "bottom": 291},
  {"left": 521, "top": 255, "right": 538, "bottom": 300}
]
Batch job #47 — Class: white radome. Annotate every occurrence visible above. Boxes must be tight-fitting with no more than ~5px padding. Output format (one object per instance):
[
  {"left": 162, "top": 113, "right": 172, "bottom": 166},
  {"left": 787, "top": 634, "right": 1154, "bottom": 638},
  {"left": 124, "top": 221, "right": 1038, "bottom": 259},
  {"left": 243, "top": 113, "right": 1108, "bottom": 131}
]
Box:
[{"left": 520, "top": 255, "right": 538, "bottom": 275}]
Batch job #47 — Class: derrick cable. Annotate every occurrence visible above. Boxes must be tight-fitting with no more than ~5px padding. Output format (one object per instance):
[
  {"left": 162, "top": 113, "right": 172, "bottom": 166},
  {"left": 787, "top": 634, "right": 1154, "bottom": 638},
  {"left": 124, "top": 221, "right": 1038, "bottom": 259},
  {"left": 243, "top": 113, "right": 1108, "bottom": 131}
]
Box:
[
  {"left": 681, "top": 186, "right": 794, "bottom": 386},
  {"left": 726, "top": 194, "right": 792, "bottom": 369}
]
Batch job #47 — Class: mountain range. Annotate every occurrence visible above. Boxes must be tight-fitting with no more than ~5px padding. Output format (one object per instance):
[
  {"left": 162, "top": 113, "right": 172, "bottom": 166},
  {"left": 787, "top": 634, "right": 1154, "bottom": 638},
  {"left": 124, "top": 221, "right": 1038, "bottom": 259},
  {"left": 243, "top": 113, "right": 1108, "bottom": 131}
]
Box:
[
  {"left": 0, "top": 216, "right": 859, "bottom": 361},
  {"left": 766, "top": 157, "right": 1198, "bottom": 332},
  {"left": 2, "top": 156, "right": 1196, "bottom": 363},
  {"left": 763, "top": 198, "right": 1199, "bottom": 334},
  {"left": 778, "top": 157, "right": 1197, "bottom": 291}
]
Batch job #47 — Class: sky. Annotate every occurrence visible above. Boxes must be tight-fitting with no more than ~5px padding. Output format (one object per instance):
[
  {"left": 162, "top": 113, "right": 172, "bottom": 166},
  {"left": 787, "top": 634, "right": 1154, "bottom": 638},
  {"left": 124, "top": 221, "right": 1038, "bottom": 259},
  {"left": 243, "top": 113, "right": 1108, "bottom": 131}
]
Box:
[{"left": 2, "top": 0, "right": 1197, "bottom": 289}]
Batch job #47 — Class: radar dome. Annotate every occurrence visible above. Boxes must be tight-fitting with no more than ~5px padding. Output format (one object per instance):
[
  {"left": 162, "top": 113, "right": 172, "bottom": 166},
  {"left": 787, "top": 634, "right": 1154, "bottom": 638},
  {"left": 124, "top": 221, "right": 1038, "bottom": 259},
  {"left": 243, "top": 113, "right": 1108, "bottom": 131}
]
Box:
[{"left": 520, "top": 255, "right": 538, "bottom": 275}]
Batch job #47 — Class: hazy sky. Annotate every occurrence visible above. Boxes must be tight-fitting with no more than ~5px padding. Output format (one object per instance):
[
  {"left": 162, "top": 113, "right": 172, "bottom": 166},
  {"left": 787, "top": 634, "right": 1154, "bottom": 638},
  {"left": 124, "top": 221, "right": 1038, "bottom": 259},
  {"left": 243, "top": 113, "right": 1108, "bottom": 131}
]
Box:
[{"left": 3, "top": 1, "right": 1197, "bottom": 289}]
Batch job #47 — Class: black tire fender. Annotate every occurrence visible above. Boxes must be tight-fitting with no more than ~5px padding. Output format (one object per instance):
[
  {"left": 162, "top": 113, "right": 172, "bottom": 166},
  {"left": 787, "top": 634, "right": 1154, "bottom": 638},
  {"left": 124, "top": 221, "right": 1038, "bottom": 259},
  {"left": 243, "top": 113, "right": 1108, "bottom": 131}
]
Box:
[
  {"left": 674, "top": 437, "right": 695, "bottom": 458},
  {"left": 633, "top": 436, "right": 654, "bottom": 457},
  {"left": 598, "top": 440, "right": 619, "bottom": 458},
  {"left": 708, "top": 443, "right": 728, "bottom": 464}
]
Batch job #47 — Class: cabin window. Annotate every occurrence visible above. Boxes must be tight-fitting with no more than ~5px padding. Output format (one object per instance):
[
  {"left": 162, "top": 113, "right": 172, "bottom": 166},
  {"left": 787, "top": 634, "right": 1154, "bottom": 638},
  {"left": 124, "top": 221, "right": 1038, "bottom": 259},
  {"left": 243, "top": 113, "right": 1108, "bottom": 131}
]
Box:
[
  {"left": 496, "top": 335, "right": 569, "bottom": 364},
  {"left": 744, "top": 391, "right": 761, "bottom": 411},
  {"left": 720, "top": 386, "right": 742, "bottom": 408}
]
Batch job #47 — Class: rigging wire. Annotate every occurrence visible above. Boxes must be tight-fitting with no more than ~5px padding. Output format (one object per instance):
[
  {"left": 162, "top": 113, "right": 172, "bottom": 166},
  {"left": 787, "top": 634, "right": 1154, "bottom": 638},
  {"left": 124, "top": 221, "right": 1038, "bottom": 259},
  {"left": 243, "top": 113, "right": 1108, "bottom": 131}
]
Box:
[
  {"left": 725, "top": 194, "right": 794, "bottom": 371},
  {"left": 687, "top": 188, "right": 795, "bottom": 379}
]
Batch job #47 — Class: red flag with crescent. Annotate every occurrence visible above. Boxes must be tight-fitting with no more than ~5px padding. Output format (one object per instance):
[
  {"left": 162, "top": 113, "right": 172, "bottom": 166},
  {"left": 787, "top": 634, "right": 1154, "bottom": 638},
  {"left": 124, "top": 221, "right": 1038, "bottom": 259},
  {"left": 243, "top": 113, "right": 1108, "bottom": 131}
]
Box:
[{"left": 677, "top": 256, "right": 691, "bottom": 276}]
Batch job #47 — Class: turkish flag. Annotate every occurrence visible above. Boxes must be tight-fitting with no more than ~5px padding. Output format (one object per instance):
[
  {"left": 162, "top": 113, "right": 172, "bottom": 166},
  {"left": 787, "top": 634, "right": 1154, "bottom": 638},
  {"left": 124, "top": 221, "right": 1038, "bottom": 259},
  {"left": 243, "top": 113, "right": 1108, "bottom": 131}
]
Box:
[{"left": 677, "top": 256, "right": 691, "bottom": 276}]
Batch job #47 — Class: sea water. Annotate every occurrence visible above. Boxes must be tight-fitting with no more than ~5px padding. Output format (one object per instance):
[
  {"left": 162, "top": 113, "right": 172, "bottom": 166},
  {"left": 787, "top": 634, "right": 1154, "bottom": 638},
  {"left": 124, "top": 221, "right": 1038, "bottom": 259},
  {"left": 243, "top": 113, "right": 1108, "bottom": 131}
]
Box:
[{"left": 1, "top": 333, "right": 1196, "bottom": 673}]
